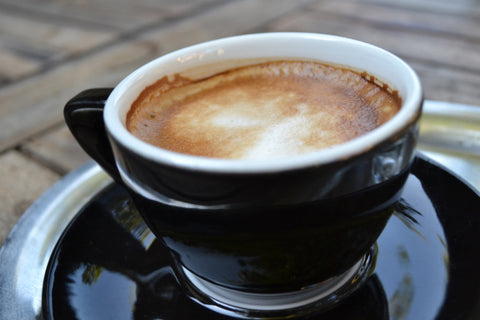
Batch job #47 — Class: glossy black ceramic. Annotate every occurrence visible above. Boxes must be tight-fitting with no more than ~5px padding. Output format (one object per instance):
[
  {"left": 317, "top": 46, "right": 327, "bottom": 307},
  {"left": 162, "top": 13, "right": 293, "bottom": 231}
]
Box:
[{"left": 42, "top": 156, "right": 480, "bottom": 319}]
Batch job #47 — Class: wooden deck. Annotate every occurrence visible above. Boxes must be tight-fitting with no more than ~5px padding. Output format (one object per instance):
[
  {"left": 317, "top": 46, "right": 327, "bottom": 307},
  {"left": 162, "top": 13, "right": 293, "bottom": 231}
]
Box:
[{"left": 1, "top": 0, "right": 480, "bottom": 244}]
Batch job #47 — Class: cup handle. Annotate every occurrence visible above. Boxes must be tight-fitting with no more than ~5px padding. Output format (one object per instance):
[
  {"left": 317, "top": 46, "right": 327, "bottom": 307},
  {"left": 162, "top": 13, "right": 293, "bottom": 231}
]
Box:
[{"left": 64, "top": 88, "right": 123, "bottom": 184}]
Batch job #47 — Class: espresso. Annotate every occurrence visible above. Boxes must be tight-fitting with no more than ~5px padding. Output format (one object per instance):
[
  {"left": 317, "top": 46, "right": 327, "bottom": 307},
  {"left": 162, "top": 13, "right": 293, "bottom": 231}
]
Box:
[{"left": 126, "top": 61, "right": 401, "bottom": 159}]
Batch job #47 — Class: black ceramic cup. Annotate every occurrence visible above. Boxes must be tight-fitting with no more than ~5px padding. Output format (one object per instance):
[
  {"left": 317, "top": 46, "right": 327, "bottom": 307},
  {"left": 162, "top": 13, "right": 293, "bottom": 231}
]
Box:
[{"left": 65, "top": 33, "right": 422, "bottom": 316}]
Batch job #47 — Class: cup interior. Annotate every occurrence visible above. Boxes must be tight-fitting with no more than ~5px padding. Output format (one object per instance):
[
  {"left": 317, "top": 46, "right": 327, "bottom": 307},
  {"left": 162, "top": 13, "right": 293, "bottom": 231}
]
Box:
[{"left": 105, "top": 32, "right": 422, "bottom": 173}]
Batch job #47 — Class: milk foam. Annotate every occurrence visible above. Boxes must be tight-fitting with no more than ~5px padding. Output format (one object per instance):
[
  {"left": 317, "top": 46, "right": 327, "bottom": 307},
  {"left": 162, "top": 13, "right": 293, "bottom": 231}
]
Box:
[{"left": 127, "top": 61, "right": 401, "bottom": 159}]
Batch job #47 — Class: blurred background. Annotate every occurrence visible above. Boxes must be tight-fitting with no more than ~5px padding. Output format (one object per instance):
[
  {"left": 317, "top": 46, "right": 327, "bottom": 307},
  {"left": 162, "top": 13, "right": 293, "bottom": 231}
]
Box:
[{"left": 0, "top": 0, "right": 479, "bottom": 243}]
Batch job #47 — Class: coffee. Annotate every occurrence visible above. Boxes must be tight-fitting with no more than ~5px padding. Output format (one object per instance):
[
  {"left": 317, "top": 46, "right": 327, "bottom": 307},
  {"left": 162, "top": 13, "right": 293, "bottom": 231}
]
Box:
[{"left": 126, "top": 60, "right": 401, "bottom": 160}]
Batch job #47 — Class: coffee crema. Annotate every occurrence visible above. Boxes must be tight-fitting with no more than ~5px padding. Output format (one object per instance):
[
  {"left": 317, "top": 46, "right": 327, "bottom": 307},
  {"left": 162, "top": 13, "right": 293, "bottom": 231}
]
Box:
[{"left": 126, "top": 60, "right": 401, "bottom": 160}]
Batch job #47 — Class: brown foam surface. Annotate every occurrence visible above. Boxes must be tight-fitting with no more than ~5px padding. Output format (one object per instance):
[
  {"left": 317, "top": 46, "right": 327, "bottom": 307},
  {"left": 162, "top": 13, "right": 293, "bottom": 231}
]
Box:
[{"left": 127, "top": 61, "right": 401, "bottom": 159}]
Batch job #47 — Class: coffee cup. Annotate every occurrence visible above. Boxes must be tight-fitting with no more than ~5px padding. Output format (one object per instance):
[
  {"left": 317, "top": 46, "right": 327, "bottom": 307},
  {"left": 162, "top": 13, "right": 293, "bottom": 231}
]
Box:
[{"left": 64, "top": 33, "right": 422, "bottom": 316}]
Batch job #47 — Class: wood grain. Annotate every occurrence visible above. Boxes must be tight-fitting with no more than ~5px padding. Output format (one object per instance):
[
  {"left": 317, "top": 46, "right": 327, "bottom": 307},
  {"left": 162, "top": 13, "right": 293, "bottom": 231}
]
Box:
[{"left": 0, "top": 151, "right": 60, "bottom": 244}]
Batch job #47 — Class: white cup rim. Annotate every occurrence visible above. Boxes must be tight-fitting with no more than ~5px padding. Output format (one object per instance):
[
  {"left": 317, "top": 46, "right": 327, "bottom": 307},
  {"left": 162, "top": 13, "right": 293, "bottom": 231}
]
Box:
[{"left": 105, "top": 32, "right": 422, "bottom": 174}]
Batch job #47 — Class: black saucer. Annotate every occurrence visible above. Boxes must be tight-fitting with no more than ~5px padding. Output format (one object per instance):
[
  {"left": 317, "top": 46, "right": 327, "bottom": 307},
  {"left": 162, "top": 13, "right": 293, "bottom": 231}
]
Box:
[{"left": 41, "top": 156, "right": 480, "bottom": 319}]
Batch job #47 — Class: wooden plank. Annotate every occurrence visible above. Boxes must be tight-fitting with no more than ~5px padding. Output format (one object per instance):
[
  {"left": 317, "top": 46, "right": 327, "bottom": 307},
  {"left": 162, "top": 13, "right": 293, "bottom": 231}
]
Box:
[
  {"left": 0, "top": 10, "right": 116, "bottom": 59},
  {"left": 0, "top": 48, "right": 41, "bottom": 83},
  {"left": 21, "top": 124, "right": 90, "bottom": 174},
  {"left": 0, "top": 0, "right": 315, "bottom": 153},
  {"left": 364, "top": 0, "right": 480, "bottom": 16},
  {"left": 0, "top": 0, "right": 220, "bottom": 85},
  {"left": 315, "top": 1, "right": 480, "bottom": 40},
  {"left": 0, "top": 39, "right": 160, "bottom": 153},
  {"left": 411, "top": 62, "right": 480, "bottom": 106},
  {"left": 0, "top": 151, "right": 60, "bottom": 245},
  {"left": 134, "top": 0, "right": 316, "bottom": 52},
  {"left": 0, "top": 10, "right": 116, "bottom": 85},
  {"left": 267, "top": 7, "right": 480, "bottom": 73},
  {"left": 0, "top": 0, "right": 219, "bottom": 31}
]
